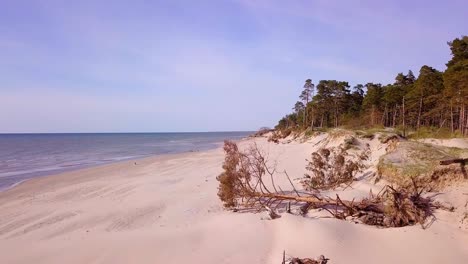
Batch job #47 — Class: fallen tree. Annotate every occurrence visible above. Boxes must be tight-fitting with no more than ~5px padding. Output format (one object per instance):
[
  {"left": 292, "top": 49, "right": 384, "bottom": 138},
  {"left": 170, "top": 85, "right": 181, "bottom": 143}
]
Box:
[
  {"left": 440, "top": 158, "right": 468, "bottom": 165},
  {"left": 217, "top": 141, "right": 448, "bottom": 228}
]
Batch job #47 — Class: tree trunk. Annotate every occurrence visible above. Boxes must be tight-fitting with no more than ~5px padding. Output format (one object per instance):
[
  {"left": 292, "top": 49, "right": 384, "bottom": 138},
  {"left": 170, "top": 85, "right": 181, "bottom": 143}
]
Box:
[
  {"left": 440, "top": 158, "right": 468, "bottom": 165},
  {"left": 402, "top": 97, "right": 406, "bottom": 137},
  {"left": 371, "top": 105, "right": 375, "bottom": 126},
  {"left": 465, "top": 104, "right": 468, "bottom": 137},
  {"left": 311, "top": 108, "right": 315, "bottom": 129},
  {"left": 417, "top": 97, "right": 423, "bottom": 130},
  {"left": 335, "top": 108, "right": 339, "bottom": 127},
  {"left": 382, "top": 103, "right": 387, "bottom": 127},
  {"left": 304, "top": 97, "right": 308, "bottom": 128},
  {"left": 451, "top": 99, "right": 454, "bottom": 134},
  {"left": 459, "top": 105, "right": 464, "bottom": 135}
]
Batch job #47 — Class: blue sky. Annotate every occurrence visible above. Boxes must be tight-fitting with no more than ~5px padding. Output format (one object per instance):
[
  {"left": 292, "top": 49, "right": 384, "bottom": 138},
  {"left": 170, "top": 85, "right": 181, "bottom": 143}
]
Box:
[{"left": 1, "top": 0, "right": 466, "bottom": 133}]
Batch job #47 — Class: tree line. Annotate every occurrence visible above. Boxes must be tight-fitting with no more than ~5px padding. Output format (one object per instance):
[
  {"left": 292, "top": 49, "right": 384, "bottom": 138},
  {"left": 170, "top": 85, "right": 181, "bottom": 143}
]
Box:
[{"left": 276, "top": 36, "right": 468, "bottom": 136}]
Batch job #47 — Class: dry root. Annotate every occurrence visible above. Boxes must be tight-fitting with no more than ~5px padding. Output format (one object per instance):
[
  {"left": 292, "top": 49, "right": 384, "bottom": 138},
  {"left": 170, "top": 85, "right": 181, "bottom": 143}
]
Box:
[
  {"left": 288, "top": 256, "right": 329, "bottom": 264},
  {"left": 282, "top": 251, "right": 329, "bottom": 264},
  {"left": 337, "top": 181, "right": 437, "bottom": 228}
]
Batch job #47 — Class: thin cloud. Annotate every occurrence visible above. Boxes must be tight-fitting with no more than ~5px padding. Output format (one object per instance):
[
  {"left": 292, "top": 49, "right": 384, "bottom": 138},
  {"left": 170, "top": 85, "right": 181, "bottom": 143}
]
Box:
[{"left": 0, "top": 0, "right": 466, "bottom": 132}]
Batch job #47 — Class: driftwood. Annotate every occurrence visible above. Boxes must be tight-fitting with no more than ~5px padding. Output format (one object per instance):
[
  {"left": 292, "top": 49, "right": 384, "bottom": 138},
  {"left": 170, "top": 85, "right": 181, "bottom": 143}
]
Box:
[
  {"left": 440, "top": 158, "right": 468, "bottom": 165},
  {"left": 288, "top": 256, "right": 329, "bottom": 264},
  {"left": 217, "top": 141, "right": 446, "bottom": 228},
  {"left": 282, "top": 251, "right": 329, "bottom": 264},
  {"left": 264, "top": 205, "right": 281, "bottom": 219}
]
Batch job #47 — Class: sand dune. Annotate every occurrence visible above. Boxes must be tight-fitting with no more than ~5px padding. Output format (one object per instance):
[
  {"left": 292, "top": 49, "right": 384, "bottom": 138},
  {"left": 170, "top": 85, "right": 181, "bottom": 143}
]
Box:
[{"left": 1, "top": 136, "right": 468, "bottom": 263}]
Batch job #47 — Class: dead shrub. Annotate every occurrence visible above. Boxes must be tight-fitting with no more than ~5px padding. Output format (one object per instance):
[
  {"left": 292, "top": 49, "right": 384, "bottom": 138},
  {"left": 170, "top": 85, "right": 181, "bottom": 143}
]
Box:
[
  {"left": 302, "top": 147, "right": 362, "bottom": 190},
  {"left": 268, "top": 131, "right": 281, "bottom": 143},
  {"left": 378, "top": 133, "right": 401, "bottom": 144},
  {"left": 216, "top": 141, "right": 243, "bottom": 207},
  {"left": 252, "top": 127, "right": 273, "bottom": 137},
  {"left": 268, "top": 129, "right": 296, "bottom": 143}
]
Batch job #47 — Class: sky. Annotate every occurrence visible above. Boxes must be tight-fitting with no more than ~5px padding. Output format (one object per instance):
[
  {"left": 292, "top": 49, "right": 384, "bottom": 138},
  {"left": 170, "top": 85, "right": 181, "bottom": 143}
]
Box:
[{"left": 0, "top": 0, "right": 467, "bottom": 133}]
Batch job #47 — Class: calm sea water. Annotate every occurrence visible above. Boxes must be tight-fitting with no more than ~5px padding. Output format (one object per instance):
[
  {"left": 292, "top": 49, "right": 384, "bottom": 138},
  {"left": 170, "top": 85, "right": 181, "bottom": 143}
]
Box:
[{"left": 0, "top": 132, "right": 251, "bottom": 191}]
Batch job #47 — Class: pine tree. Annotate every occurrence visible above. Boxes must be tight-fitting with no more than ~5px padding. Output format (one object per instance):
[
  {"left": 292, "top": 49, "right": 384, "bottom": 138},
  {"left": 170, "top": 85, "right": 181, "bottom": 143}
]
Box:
[
  {"left": 444, "top": 36, "right": 468, "bottom": 135},
  {"left": 300, "top": 79, "right": 314, "bottom": 128},
  {"left": 406, "top": 66, "right": 444, "bottom": 129},
  {"left": 273, "top": 36, "right": 468, "bottom": 136}
]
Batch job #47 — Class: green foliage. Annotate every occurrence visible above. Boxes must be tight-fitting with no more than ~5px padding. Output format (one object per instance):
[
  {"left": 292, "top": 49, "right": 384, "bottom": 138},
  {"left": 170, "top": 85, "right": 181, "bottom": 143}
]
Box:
[
  {"left": 444, "top": 60, "right": 468, "bottom": 103},
  {"left": 403, "top": 66, "right": 445, "bottom": 129},
  {"left": 408, "top": 127, "right": 455, "bottom": 139},
  {"left": 362, "top": 83, "right": 385, "bottom": 126},
  {"left": 304, "top": 127, "right": 317, "bottom": 138},
  {"left": 349, "top": 84, "right": 364, "bottom": 114},
  {"left": 446, "top": 36, "right": 468, "bottom": 67},
  {"left": 312, "top": 80, "right": 352, "bottom": 127},
  {"left": 313, "top": 127, "right": 331, "bottom": 133}
]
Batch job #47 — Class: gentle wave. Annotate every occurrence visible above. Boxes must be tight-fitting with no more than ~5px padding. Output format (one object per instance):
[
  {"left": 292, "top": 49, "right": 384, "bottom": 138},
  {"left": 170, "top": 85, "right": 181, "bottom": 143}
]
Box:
[{"left": 0, "top": 132, "right": 251, "bottom": 190}]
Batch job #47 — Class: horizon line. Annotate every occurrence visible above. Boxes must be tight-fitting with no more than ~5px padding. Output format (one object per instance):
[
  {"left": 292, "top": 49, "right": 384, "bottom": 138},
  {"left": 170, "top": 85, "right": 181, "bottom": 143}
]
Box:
[{"left": 0, "top": 130, "right": 256, "bottom": 135}]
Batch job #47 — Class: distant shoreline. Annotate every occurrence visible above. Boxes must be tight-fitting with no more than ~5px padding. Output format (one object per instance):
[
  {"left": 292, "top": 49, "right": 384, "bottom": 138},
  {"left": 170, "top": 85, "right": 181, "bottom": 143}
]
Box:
[
  {"left": 0, "top": 150, "right": 193, "bottom": 193},
  {"left": 0, "top": 135, "right": 250, "bottom": 193},
  {"left": 0, "top": 131, "right": 254, "bottom": 135},
  {"left": 0, "top": 148, "right": 210, "bottom": 195}
]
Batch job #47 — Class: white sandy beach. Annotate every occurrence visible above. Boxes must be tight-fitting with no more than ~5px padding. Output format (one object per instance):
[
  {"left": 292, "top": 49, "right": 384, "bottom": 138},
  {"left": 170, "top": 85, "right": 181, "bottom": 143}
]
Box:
[{"left": 1, "top": 135, "right": 468, "bottom": 263}]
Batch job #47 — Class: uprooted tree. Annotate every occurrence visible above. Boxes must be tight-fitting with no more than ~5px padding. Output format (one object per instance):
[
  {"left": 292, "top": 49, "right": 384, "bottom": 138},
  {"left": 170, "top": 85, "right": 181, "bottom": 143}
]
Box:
[{"left": 216, "top": 140, "right": 449, "bottom": 228}]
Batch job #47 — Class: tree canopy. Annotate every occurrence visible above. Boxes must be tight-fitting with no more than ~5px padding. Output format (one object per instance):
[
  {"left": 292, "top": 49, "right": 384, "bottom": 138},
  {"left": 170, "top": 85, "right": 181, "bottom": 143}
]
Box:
[{"left": 275, "top": 36, "right": 468, "bottom": 137}]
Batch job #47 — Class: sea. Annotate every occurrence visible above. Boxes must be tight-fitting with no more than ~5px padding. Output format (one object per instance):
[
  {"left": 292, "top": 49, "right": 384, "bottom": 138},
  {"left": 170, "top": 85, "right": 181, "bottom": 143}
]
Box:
[{"left": 0, "top": 132, "right": 251, "bottom": 191}]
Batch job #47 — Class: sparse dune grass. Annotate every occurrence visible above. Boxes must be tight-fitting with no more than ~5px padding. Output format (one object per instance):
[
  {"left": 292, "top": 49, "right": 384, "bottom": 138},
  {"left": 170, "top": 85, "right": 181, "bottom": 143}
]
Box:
[{"left": 377, "top": 139, "right": 468, "bottom": 189}]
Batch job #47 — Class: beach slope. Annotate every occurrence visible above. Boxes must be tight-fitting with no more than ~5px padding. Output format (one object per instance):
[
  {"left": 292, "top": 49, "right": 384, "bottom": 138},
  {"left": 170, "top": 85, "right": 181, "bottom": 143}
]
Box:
[{"left": 1, "top": 136, "right": 468, "bottom": 263}]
